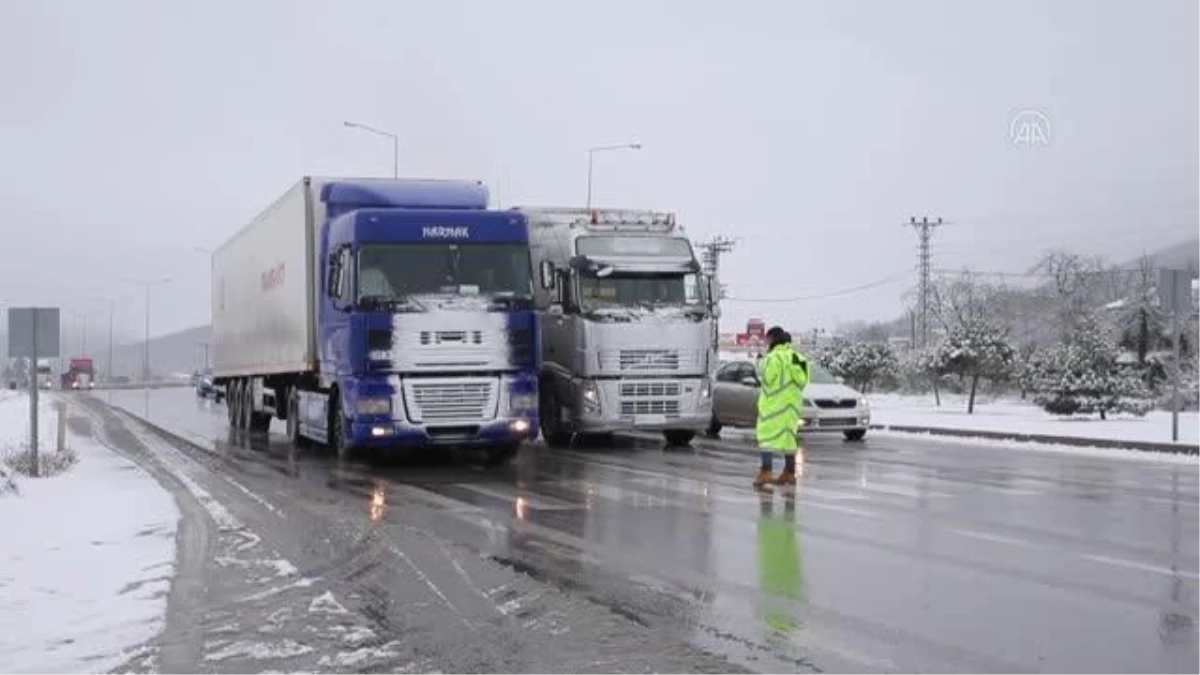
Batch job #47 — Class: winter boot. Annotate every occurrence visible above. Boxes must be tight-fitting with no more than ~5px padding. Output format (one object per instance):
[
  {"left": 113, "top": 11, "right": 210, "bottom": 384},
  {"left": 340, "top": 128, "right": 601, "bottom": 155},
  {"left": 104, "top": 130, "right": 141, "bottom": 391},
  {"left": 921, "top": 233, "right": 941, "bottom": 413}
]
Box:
[
  {"left": 775, "top": 453, "right": 798, "bottom": 485},
  {"left": 753, "top": 469, "right": 776, "bottom": 488}
]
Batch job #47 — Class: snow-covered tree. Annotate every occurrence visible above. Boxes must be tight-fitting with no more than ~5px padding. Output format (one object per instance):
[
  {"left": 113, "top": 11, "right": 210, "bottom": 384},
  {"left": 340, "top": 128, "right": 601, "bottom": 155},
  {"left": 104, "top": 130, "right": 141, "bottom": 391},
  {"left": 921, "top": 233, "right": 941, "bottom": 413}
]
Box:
[
  {"left": 816, "top": 340, "right": 898, "bottom": 393},
  {"left": 1030, "top": 315, "right": 1155, "bottom": 419},
  {"left": 898, "top": 346, "right": 948, "bottom": 404},
  {"left": 927, "top": 321, "right": 1017, "bottom": 413}
]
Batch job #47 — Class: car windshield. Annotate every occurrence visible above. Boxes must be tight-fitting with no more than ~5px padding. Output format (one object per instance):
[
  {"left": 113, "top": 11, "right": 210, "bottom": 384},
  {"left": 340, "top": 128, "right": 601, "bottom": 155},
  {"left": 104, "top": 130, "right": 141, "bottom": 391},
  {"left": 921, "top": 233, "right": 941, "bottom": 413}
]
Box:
[
  {"left": 740, "top": 360, "right": 840, "bottom": 384},
  {"left": 579, "top": 272, "right": 705, "bottom": 311},
  {"left": 808, "top": 363, "right": 839, "bottom": 384},
  {"left": 358, "top": 242, "right": 533, "bottom": 307}
]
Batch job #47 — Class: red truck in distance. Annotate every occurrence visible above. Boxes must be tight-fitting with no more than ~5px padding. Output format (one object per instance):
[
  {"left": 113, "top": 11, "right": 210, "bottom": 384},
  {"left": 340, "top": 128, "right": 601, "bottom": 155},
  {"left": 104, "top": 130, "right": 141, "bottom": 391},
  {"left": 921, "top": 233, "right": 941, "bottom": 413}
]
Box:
[{"left": 62, "top": 357, "right": 95, "bottom": 390}]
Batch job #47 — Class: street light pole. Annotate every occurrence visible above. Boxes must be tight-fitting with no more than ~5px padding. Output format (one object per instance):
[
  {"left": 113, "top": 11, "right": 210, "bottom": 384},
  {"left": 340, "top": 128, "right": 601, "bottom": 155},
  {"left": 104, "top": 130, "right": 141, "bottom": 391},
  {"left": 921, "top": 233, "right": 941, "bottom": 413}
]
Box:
[
  {"left": 123, "top": 277, "right": 171, "bottom": 382},
  {"left": 586, "top": 142, "right": 642, "bottom": 210},
  {"left": 343, "top": 120, "right": 400, "bottom": 178}
]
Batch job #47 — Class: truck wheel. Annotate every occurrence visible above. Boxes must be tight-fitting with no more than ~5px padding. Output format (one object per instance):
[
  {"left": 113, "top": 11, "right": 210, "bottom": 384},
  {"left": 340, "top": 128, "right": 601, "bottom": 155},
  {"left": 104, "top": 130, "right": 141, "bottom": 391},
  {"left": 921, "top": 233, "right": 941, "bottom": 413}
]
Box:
[
  {"left": 663, "top": 430, "right": 696, "bottom": 447},
  {"left": 238, "top": 382, "right": 253, "bottom": 431},
  {"left": 538, "top": 388, "right": 571, "bottom": 448},
  {"left": 330, "top": 397, "right": 349, "bottom": 461},
  {"left": 226, "top": 382, "right": 238, "bottom": 427},
  {"left": 228, "top": 381, "right": 243, "bottom": 429},
  {"left": 287, "top": 388, "right": 304, "bottom": 448},
  {"left": 706, "top": 415, "right": 722, "bottom": 438},
  {"left": 484, "top": 443, "right": 520, "bottom": 466},
  {"left": 844, "top": 429, "right": 867, "bottom": 442}
]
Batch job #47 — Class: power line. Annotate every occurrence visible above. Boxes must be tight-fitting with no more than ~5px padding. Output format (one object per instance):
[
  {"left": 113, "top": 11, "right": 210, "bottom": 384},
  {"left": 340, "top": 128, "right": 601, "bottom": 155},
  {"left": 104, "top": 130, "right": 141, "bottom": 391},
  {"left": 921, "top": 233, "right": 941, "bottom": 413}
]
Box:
[{"left": 724, "top": 271, "right": 911, "bottom": 303}]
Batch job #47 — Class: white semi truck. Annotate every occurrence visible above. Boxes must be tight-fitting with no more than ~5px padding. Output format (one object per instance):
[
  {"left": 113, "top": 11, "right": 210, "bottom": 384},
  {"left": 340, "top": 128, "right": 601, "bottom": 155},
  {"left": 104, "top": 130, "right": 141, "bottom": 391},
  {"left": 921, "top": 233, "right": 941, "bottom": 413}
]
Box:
[{"left": 520, "top": 207, "right": 718, "bottom": 447}]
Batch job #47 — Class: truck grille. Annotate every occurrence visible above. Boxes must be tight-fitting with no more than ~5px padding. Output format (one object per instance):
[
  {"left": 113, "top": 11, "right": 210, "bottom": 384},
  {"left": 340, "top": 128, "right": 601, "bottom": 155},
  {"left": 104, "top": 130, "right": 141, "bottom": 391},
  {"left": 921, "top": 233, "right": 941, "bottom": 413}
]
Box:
[
  {"left": 620, "top": 399, "right": 681, "bottom": 416},
  {"left": 619, "top": 380, "right": 682, "bottom": 418},
  {"left": 420, "top": 330, "right": 484, "bottom": 346},
  {"left": 619, "top": 381, "right": 682, "bottom": 398},
  {"left": 813, "top": 398, "right": 857, "bottom": 409},
  {"left": 403, "top": 378, "right": 498, "bottom": 424},
  {"left": 599, "top": 348, "right": 685, "bottom": 372}
]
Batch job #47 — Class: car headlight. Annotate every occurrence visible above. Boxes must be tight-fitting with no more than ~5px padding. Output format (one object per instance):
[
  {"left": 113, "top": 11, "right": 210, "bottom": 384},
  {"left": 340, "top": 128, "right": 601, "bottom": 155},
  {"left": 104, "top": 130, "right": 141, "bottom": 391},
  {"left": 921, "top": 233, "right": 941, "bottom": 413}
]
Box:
[
  {"left": 857, "top": 396, "right": 868, "bottom": 408},
  {"left": 356, "top": 397, "right": 391, "bottom": 415},
  {"left": 509, "top": 393, "right": 537, "bottom": 411},
  {"left": 803, "top": 398, "right": 814, "bottom": 408}
]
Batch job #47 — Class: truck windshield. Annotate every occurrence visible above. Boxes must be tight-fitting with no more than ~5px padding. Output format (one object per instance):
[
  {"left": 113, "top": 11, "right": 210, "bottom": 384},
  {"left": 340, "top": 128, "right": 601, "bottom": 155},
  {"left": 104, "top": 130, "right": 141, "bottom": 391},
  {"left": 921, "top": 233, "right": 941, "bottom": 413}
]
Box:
[
  {"left": 357, "top": 243, "right": 533, "bottom": 306},
  {"left": 580, "top": 272, "right": 706, "bottom": 311}
]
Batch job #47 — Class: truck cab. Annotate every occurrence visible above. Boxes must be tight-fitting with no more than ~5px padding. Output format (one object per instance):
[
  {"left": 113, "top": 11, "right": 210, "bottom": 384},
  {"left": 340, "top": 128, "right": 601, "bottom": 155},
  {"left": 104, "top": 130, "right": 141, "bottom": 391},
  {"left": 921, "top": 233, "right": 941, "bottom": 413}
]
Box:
[
  {"left": 521, "top": 207, "right": 717, "bottom": 446},
  {"left": 316, "top": 185, "right": 539, "bottom": 460}
]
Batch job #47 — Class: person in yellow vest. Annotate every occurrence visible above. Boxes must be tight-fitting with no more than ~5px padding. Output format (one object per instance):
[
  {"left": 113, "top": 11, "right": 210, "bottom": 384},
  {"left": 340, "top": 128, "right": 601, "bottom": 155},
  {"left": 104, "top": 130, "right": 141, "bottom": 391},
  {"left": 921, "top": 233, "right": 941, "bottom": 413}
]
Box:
[{"left": 754, "top": 326, "right": 811, "bottom": 487}]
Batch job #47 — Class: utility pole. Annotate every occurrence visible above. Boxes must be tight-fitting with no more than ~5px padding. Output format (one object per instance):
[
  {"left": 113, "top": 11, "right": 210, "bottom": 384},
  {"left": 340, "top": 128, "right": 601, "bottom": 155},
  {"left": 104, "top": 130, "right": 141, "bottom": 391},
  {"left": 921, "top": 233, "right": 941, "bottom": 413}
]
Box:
[
  {"left": 904, "top": 216, "right": 945, "bottom": 348},
  {"left": 695, "top": 236, "right": 737, "bottom": 355},
  {"left": 107, "top": 301, "right": 115, "bottom": 393}
]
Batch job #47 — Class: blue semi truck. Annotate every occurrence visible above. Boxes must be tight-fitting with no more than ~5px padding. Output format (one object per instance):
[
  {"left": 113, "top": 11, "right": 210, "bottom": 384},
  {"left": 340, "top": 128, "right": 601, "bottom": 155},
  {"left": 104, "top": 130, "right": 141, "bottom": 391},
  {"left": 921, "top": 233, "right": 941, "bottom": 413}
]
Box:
[{"left": 210, "top": 177, "right": 539, "bottom": 464}]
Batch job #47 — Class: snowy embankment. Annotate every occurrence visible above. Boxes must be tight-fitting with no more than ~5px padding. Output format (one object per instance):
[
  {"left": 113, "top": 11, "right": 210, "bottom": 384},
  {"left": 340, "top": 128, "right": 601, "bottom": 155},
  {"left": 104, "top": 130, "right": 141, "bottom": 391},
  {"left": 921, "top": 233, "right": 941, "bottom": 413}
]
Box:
[
  {"left": 869, "top": 392, "right": 1199, "bottom": 446},
  {"left": 0, "top": 391, "right": 178, "bottom": 672}
]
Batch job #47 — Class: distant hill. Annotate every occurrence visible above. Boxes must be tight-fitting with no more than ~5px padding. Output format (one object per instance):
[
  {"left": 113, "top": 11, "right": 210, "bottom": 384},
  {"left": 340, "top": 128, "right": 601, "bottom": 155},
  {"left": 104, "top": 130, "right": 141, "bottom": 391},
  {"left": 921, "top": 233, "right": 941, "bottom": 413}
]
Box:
[
  {"left": 1127, "top": 238, "right": 1199, "bottom": 274},
  {"left": 108, "top": 324, "right": 211, "bottom": 380}
]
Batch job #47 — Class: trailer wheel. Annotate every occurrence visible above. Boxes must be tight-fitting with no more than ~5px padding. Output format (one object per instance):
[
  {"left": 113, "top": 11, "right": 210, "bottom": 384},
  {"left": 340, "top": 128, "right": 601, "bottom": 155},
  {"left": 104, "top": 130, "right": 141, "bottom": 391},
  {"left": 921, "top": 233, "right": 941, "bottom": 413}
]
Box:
[
  {"left": 238, "top": 381, "right": 252, "bottom": 431},
  {"left": 226, "top": 381, "right": 239, "bottom": 427},
  {"left": 287, "top": 388, "right": 304, "bottom": 448}
]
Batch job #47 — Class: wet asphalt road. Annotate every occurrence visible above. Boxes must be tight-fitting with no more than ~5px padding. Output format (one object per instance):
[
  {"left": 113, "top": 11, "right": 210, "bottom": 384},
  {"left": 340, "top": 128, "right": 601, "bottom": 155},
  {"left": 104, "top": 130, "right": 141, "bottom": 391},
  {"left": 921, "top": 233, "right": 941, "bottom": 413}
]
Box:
[{"left": 91, "top": 387, "right": 1198, "bottom": 673}]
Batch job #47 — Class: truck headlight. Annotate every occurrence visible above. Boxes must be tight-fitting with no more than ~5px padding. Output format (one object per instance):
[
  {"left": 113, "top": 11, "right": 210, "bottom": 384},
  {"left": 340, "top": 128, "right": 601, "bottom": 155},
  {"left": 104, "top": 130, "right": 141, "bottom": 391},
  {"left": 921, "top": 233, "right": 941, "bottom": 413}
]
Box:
[
  {"left": 699, "top": 378, "right": 711, "bottom": 399},
  {"left": 356, "top": 397, "right": 391, "bottom": 416},
  {"left": 580, "top": 381, "right": 600, "bottom": 411},
  {"left": 509, "top": 393, "right": 537, "bottom": 411}
]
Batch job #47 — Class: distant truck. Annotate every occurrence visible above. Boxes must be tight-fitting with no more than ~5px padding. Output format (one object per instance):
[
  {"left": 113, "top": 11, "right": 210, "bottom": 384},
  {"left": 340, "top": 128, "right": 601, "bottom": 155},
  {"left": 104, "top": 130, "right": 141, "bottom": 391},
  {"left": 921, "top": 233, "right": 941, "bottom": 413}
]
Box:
[
  {"left": 519, "top": 207, "right": 718, "bottom": 447},
  {"left": 210, "top": 177, "right": 538, "bottom": 464},
  {"left": 35, "top": 359, "right": 53, "bottom": 389},
  {"left": 62, "top": 357, "right": 95, "bottom": 390}
]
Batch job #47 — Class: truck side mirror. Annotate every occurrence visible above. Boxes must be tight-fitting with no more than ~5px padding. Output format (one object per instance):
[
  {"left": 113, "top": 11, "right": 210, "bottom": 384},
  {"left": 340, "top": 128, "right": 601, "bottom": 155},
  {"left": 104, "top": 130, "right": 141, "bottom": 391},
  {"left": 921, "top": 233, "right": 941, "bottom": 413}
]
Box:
[{"left": 539, "top": 260, "right": 556, "bottom": 290}]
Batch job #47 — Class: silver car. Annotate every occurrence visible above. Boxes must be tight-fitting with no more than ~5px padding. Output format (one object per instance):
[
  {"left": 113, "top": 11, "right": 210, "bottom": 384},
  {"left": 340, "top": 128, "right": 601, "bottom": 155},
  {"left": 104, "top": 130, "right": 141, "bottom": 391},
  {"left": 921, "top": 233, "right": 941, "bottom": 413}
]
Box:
[{"left": 707, "top": 359, "right": 870, "bottom": 441}]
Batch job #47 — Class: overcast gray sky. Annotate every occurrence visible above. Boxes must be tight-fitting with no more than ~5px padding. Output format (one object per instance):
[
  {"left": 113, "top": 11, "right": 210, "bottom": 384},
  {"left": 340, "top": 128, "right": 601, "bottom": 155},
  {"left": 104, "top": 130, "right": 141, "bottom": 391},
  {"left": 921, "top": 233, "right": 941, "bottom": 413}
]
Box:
[{"left": 1, "top": 0, "right": 1196, "bottom": 343}]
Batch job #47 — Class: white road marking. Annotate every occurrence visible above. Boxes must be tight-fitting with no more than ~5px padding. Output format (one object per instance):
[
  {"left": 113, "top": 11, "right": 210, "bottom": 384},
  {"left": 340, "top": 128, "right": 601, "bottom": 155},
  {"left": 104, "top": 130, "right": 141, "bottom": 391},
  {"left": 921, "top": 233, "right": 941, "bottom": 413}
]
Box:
[
  {"left": 1083, "top": 554, "right": 1200, "bottom": 580},
  {"left": 947, "top": 528, "right": 1038, "bottom": 548}
]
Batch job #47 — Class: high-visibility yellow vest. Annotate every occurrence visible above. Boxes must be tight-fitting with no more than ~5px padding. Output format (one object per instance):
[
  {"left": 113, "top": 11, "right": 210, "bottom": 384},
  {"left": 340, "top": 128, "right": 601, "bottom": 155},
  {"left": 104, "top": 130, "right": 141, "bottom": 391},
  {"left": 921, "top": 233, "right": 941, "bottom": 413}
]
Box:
[{"left": 755, "top": 343, "right": 811, "bottom": 451}]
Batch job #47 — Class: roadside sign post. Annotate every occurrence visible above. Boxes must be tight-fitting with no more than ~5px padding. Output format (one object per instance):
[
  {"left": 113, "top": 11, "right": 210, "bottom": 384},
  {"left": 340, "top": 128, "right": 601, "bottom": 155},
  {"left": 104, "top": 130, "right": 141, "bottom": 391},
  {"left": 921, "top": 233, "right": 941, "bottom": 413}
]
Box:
[
  {"left": 1157, "top": 269, "right": 1192, "bottom": 442},
  {"left": 7, "top": 308, "right": 61, "bottom": 477}
]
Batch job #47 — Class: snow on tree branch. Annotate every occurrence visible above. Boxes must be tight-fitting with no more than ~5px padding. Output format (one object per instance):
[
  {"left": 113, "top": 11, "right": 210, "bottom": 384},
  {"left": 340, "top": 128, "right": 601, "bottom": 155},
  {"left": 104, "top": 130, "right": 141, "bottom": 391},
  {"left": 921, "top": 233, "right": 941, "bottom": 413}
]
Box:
[{"left": 816, "top": 339, "right": 898, "bottom": 393}]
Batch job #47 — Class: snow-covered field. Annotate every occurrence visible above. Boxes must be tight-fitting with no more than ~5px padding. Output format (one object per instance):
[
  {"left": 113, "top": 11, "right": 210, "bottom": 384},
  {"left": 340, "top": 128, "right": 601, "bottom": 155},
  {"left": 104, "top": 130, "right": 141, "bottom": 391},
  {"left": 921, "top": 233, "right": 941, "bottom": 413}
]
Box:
[
  {"left": 869, "top": 392, "right": 1199, "bottom": 446},
  {"left": 0, "top": 392, "right": 178, "bottom": 673}
]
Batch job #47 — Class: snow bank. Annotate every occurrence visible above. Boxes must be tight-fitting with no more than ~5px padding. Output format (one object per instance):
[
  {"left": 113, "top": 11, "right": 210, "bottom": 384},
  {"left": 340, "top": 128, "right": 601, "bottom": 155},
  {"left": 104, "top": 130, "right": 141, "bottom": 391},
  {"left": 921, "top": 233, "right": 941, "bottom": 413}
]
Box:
[
  {"left": 0, "top": 393, "right": 178, "bottom": 673},
  {"left": 869, "top": 393, "right": 1199, "bottom": 446}
]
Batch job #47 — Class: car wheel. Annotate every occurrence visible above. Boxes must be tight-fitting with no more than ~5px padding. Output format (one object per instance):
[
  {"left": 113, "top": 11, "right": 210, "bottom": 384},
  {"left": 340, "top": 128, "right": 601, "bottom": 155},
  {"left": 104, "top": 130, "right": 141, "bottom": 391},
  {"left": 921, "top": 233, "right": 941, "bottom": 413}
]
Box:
[
  {"left": 663, "top": 430, "right": 695, "bottom": 447},
  {"left": 844, "top": 429, "right": 867, "bottom": 442}
]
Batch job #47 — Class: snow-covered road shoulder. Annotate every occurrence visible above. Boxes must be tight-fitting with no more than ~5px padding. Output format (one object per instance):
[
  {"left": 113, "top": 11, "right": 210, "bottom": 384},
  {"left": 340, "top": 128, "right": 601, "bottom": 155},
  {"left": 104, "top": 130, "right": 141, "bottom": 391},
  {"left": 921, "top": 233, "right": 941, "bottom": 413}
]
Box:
[{"left": 0, "top": 392, "right": 178, "bottom": 673}]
